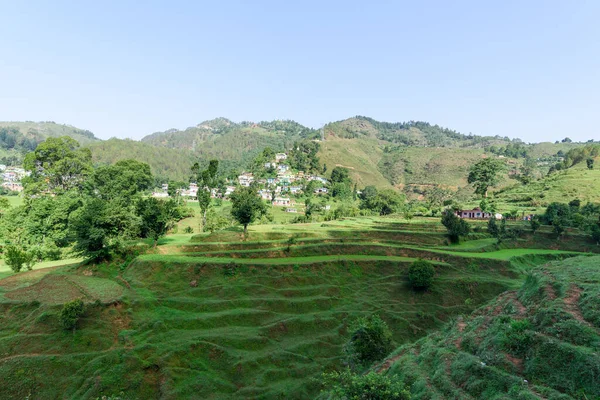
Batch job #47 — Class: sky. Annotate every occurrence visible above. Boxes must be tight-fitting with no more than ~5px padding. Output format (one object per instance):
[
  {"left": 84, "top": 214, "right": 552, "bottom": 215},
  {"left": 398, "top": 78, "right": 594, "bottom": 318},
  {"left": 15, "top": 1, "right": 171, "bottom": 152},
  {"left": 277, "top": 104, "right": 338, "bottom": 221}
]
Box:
[{"left": 1, "top": 0, "right": 599, "bottom": 142}]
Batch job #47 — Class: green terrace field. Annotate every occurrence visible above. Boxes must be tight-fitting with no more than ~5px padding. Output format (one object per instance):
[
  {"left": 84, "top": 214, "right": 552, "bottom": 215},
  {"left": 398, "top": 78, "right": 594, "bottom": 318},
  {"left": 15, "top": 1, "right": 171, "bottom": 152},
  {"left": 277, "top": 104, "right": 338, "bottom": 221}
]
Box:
[
  {"left": 0, "top": 217, "right": 595, "bottom": 399},
  {"left": 380, "top": 254, "right": 600, "bottom": 399}
]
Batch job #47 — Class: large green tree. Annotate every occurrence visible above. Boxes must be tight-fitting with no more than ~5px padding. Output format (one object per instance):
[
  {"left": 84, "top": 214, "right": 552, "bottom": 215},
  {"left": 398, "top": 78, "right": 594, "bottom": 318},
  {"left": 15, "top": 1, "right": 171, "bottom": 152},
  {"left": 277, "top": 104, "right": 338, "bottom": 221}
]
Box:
[
  {"left": 192, "top": 159, "right": 219, "bottom": 230},
  {"left": 230, "top": 186, "right": 266, "bottom": 235},
  {"left": 89, "top": 159, "right": 153, "bottom": 201},
  {"left": 22, "top": 136, "right": 92, "bottom": 195},
  {"left": 137, "top": 197, "right": 178, "bottom": 246},
  {"left": 467, "top": 158, "right": 505, "bottom": 198}
]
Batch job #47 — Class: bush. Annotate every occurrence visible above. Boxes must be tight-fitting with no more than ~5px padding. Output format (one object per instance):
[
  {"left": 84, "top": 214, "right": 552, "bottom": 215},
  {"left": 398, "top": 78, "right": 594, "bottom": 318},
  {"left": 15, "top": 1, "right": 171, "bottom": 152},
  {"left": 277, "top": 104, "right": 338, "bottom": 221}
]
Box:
[
  {"left": 60, "top": 299, "right": 85, "bottom": 331},
  {"left": 408, "top": 259, "right": 435, "bottom": 290},
  {"left": 441, "top": 211, "right": 470, "bottom": 243},
  {"left": 183, "top": 226, "right": 194, "bottom": 234},
  {"left": 3, "top": 245, "right": 35, "bottom": 273},
  {"left": 321, "top": 369, "right": 410, "bottom": 400},
  {"left": 344, "top": 314, "right": 394, "bottom": 370}
]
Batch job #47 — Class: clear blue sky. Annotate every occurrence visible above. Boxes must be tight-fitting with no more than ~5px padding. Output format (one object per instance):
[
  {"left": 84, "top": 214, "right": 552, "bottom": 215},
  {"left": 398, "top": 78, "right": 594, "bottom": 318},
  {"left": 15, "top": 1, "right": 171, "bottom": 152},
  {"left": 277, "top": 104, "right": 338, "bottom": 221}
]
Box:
[{"left": 1, "top": 1, "right": 599, "bottom": 142}]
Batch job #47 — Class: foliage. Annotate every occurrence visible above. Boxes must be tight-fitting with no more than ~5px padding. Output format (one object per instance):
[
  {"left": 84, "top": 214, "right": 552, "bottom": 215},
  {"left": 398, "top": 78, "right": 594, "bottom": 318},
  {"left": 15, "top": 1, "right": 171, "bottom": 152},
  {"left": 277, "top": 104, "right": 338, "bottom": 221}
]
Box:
[
  {"left": 88, "top": 159, "right": 153, "bottom": 201},
  {"left": 587, "top": 157, "right": 594, "bottom": 170},
  {"left": 408, "top": 260, "right": 435, "bottom": 289},
  {"left": 69, "top": 198, "right": 120, "bottom": 262},
  {"left": 344, "top": 314, "right": 394, "bottom": 370},
  {"left": 441, "top": 211, "right": 470, "bottom": 243},
  {"left": 360, "top": 187, "right": 405, "bottom": 215},
  {"left": 288, "top": 140, "right": 320, "bottom": 172},
  {"left": 467, "top": 157, "right": 505, "bottom": 197},
  {"left": 321, "top": 369, "right": 410, "bottom": 400},
  {"left": 60, "top": 299, "right": 85, "bottom": 331},
  {"left": 136, "top": 197, "right": 178, "bottom": 246},
  {"left": 330, "top": 166, "right": 351, "bottom": 184},
  {"left": 191, "top": 159, "right": 219, "bottom": 230},
  {"left": 3, "top": 244, "right": 35, "bottom": 273},
  {"left": 23, "top": 136, "right": 93, "bottom": 195},
  {"left": 230, "top": 186, "right": 267, "bottom": 234}
]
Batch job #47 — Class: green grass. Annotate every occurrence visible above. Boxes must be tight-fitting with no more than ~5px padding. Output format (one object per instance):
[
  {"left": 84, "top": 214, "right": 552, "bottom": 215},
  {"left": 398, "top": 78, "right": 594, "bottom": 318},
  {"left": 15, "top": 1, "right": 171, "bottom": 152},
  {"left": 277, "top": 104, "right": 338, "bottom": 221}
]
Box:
[
  {"left": 383, "top": 255, "right": 600, "bottom": 399},
  {"left": 0, "top": 215, "right": 595, "bottom": 399}
]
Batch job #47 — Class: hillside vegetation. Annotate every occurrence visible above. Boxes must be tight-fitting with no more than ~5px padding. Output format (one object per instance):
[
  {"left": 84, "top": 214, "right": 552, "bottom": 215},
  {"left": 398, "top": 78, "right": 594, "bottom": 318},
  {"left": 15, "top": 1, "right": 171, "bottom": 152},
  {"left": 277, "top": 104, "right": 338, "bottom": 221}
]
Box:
[
  {"left": 380, "top": 254, "right": 600, "bottom": 400},
  {"left": 0, "top": 215, "right": 593, "bottom": 399},
  {"left": 0, "top": 121, "right": 99, "bottom": 164},
  {"left": 88, "top": 138, "right": 198, "bottom": 182}
]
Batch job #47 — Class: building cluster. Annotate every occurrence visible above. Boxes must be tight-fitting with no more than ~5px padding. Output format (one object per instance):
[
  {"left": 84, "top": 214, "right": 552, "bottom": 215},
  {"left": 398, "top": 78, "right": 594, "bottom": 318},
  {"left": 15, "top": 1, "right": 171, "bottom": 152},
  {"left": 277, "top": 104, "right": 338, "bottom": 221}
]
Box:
[
  {"left": 151, "top": 153, "right": 329, "bottom": 212},
  {"left": 0, "top": 165, "right": 27, "bottom": 192}
]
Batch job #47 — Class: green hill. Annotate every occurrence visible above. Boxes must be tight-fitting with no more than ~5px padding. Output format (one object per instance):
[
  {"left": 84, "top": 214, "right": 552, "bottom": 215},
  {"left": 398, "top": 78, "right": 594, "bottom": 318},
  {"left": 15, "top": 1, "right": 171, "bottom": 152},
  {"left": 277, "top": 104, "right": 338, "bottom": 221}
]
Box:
[
  {"left": 0, "top": 121, "right": 99, "bottom": 164},
  {"left": 494, "top": 156, "right": 600, "bottom": 210},
  {"left": 379, "top": 254, "right": 600, "bottom": 399},
  {"left": 87, "top": 138, "right": 198, "bottom": 182},
  {"left": 141, "top": 119, "right": 319, "bottom": 171}
]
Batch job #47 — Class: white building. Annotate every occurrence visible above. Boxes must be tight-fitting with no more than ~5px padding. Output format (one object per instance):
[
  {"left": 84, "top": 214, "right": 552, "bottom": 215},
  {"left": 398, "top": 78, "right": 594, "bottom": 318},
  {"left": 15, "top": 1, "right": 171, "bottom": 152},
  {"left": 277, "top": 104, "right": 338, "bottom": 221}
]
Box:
[
  {"left": 275, "top": 153, "right": 287, "bottom": 162},
  {"left": 238, "top": 173, "right": 254, "bottom": 187},
  {"left": 272, "top": 197, "right": 291, "bottom": 206}
]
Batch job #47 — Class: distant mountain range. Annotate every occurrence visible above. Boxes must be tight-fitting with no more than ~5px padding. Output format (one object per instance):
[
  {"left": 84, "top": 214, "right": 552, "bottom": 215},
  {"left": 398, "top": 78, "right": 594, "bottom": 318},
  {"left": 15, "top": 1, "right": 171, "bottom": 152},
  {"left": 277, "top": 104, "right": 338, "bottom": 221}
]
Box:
[{"left": 0, "top": 117, "right": 583, "bottom": 187}]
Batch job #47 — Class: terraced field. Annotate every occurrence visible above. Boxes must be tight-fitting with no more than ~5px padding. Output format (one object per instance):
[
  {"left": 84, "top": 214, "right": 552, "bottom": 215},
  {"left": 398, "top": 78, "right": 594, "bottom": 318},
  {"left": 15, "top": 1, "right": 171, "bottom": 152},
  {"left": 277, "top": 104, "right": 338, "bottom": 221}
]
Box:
[
  {"left": 0, "top": 217, "right": 591, "bottom": 399},
  {"left": 380, "top": 255, "right": 600, "bottom": 399}
]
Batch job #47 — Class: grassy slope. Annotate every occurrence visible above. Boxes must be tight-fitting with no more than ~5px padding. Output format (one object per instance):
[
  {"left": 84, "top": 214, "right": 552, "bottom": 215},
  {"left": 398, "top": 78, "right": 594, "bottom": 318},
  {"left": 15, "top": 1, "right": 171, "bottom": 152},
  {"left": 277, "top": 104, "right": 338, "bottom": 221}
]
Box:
[
  {"left": 0, "top": 217, "right": 593, "bottom": 399},
  {"left": 381, "top": 255, "right": 600, "bottom": 400},
  {"left": 317, "top": 136, "right": 392, "bottom": 188},
  {"left": 494, "top": 158, "right": 600, "bottom": 211}
]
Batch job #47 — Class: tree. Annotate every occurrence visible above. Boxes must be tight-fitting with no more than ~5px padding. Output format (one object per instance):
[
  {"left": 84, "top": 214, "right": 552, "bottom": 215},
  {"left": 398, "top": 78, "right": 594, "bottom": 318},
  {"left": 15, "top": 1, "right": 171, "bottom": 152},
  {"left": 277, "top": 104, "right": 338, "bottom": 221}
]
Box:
[
  {"left": 530, "top": 217, "right": 541, "bottom": 235},
  {"left": 69, "top": 198, "right": 116, "bottom": 262},
  {"left": 591, "top": 224, "right": 600, "bottom": 244},
  {"left": 344, "top": 314, "right": 394, "bottom": 370},
  {"left": 467, "top": 158, "right": 505, "bottom": 198},
  {"left": 60, "top": 299, "right": 85, "bottom": 331},
  {"left": 89, "top": 159, "right": 153, "bottom": 201},
  {"left": 487, "top": 217, "right": 499, "bottom": 238},
  {"left": 192, "top": 159, "right": 219, "bottom": 230},
  {"left": 587, "top": 158, "right": 595, "bottom": 170},
  {"left": 230, "top": 186, "right": 267, "bottom": 235},
  {"left": 0, "top": 196, "right": 9, "bottom": 216},
  {"left": 330, "top": 166, "right": 350, "bottom": 184},
  {"left": 137, "top": 197, "right": 178, "bottom": 247},
  {"left": 3, "top": 245, "right": 35, "bottom": 273},
  {"left": 441, "top": 211, "right": 471, "bottom": 243},
  {"left": 408, "top": 260, "right": 435, "bottom": 289},
  {"left": 22, "top": 136, "right": 92, "bottom": 195}
]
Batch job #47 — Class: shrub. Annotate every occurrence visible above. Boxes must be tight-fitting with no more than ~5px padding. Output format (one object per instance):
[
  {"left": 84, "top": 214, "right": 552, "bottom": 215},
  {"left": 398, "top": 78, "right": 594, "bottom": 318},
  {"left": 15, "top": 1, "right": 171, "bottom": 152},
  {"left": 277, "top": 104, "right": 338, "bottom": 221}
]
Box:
[
  {"left": 3, "top": 245, "right": 35, "bottom": 273},
  {"left": 60, "top": 299, "right": 85, "bottom": 331},
  {"left": 408, "top": 259, "right": 435, "bottom": 290},
  {"left": 502, "top": 319, "right": 533, "bottom": 356},
  {"left": 344, "top": 314, "right": 394, "bottom": 370},
  {"left": 183, "top": 226, "right": 194, "bottom": 234},
  {"left": 441, "top": 211, "right": 470, "bottom": 243},
  {"left": 321, "top": 369, "right": 410, "bottom": 399}
]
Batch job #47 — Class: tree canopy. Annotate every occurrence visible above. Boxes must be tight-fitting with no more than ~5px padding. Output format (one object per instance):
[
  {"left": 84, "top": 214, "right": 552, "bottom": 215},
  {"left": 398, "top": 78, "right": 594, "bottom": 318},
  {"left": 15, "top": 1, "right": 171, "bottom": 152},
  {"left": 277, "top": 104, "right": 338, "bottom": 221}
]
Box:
[{"left": 467, "top": 158, "right": 505, "bottom": 198}]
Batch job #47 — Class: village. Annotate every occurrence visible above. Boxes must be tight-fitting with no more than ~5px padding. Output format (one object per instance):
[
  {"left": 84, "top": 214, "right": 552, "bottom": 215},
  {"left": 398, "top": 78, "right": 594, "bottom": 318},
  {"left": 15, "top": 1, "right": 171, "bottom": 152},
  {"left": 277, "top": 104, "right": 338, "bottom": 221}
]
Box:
[
  {"left": 152, "top": 152, "right": 330, "bottom": 213},
  {"left": 0, "top": 164, "right": 26, "bottom": 193}
]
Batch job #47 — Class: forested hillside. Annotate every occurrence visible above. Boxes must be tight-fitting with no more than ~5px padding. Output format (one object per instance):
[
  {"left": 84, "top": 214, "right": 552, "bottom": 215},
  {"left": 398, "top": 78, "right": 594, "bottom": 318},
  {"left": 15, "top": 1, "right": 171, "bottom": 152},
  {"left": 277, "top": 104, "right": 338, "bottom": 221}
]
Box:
[
  {"left": 87, "top": 139, "right": 198, "bottom": 183},
  {"left": 141, "top": 118, "right": 319, "bottom": 172},
  {"left": 0, "top": 121, "right": 99, "bottom": 165}
]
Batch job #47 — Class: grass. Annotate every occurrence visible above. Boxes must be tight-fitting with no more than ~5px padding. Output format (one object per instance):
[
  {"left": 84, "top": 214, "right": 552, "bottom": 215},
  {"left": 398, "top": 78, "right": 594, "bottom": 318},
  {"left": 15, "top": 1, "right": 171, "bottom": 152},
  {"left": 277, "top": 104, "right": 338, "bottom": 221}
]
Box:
[
  {"left": 383, "top": 255, "right": 600, "bottom": 399},
  {"left": 0, "top": 216, "right": 595, "bottom": 399}
]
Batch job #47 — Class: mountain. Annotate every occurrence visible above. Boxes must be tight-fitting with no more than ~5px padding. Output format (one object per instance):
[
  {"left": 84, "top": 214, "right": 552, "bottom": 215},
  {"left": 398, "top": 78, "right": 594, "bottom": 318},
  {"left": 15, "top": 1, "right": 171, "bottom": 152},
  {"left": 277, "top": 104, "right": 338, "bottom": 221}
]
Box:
[
  {"left": 141, "top": 118, "right": 319, "bottom": 170},
  {"left": 0, "top": 121, "right": 99, "bottom": 165}
]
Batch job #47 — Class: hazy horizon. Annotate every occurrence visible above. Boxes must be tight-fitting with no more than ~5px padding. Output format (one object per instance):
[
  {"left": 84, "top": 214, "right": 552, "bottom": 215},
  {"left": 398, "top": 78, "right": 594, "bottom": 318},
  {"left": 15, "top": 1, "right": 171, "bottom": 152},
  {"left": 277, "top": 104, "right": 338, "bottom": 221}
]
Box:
[{"left": 1, "top": 1, "right": 599, "bottom": 142}]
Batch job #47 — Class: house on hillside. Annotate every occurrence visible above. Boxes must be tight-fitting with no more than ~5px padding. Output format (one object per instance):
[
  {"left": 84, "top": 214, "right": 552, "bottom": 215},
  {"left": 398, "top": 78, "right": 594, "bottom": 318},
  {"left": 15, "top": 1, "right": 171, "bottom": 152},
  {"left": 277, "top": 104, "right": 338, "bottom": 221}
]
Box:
[
  {"left": 314, "top": 187, "right": 328, "bottom": 195},
  {"left": 285, "top": 208, "right": 297, "bottom": 213},
  {"left": 275, "top": 153, "right": 287, "bottom": 162},
  {"left": 272, "top": 197, "right": 291, "bottom": 206},
  {"left": 455, "top": 208, "right": 502, "bottom": 220},
  {"left": 238, "top": 173, "right": 254, "bottom": 187}
]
